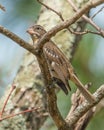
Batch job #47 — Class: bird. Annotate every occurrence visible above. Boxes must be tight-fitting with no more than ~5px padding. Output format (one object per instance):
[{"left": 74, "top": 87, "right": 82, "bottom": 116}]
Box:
[{"left": 27, "top": 24, "right": 95, "bottom": 103}]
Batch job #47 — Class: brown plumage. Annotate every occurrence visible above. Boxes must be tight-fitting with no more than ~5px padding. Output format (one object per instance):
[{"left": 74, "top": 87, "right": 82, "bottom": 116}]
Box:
[{"left": 27, "top": 25, "right": 95, "bottom": 103}]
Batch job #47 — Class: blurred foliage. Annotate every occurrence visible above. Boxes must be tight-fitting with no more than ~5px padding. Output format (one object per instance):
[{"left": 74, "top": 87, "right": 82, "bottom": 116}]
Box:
[
  {"left": 73, "top": 25, "right": 104, "bottom": 91},
  {"left": 12, "top": 0, "right": 40, "bottom": 19},
  {"left": 73, "top": 31, "right": 97, "bottom": 90},
  {"left": 1, "top": 0, "right": 40, "bottom": 25},
  {"left": 87, "top": 108, "right": 104, "bottom": 130}
]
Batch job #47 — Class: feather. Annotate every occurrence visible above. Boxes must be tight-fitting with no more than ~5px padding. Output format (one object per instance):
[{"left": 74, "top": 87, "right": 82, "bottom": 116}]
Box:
[
  {"left": 53, "top": 77, "right": 68, "bottom": 95},
  {"left": 43, "top": 41, "right": 71, "bottom": 93}
]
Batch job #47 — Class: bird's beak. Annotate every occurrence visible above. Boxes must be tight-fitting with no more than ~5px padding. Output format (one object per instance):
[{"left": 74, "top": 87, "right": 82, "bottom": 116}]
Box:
[
  {"left": 26, "top": 28, "right": 34, "bottom": 35},
  {"left": 26, "top": 28, "right": 40, "bottom": 38},
  {"left": 27, "top": 27, "right": 40, "bottom": 44}
]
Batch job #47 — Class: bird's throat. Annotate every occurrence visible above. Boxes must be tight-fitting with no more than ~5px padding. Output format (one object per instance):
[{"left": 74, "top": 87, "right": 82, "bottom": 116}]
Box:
[{"left": 33, "top": 38, "right": 39, "bottom": 44}]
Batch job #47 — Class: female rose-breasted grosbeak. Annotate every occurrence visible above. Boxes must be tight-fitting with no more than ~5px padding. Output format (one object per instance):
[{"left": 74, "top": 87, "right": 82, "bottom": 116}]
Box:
[{"left": 27, "top": 25, "right": 95, "bottom": 103}]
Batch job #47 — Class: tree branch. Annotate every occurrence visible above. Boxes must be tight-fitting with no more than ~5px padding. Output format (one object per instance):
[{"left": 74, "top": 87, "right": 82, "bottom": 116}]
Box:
[
  {"left": 0, "top": 4, "right": 5, "bottom": 11},
  {"left": 38, "top": 0, "right": 104, "bottom": 37},
  {"left": 67, "top": 0, "right": 104, "bottom": 37},
  {"left": 66, "top": 85, "right": 104, "bottom": 127},
  {"left": 37, "top": 0, "right": 64, "bottom": 21},
  {"left": 0, "top": 26, "right": 36, "bottom": 55},
  {"left": 35, "top": 50, "right": 70, "bottom": 129},
  {"left": 0, "top": 0, "right": 104, "bottom": 56},
  {"left": 35, "top": 0, "right": 104, "bottom": 52},
  {"left": 91, "top": 5, "right": 104, "bottom": 19}
]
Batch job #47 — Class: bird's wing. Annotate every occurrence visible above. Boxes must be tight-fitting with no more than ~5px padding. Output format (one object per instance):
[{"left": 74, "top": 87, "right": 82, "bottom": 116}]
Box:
[{"left": 43, "top": 41, "right": 71, "bottom": 94}]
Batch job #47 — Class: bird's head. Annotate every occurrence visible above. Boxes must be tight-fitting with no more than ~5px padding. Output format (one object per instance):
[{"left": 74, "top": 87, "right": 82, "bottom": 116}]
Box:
[{"left": 27, "top": 25, "right": 46, "bottom": 43}]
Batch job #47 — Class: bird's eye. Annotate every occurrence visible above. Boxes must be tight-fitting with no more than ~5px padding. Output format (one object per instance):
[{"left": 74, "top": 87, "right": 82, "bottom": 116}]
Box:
[{"left": 36, "top": 27, "right": 40, "bottom": 30}]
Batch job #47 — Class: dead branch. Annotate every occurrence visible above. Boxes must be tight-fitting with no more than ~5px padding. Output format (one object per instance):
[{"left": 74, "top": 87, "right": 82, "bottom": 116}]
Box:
[
  {"left": 37, "top": 0, "right": 64, "bottom": 21},
  {"left": 0, "top": 4, "right": 5, "bottom": 11},
  {"left": 38, "top": 0, "right": 104, "bottom": 36},
  {"left": 67, "top": 0, "right": 104, "bottom": 37},
  {"left": 66, "top": 85, "right": 104, "bottom": 127},
  {"left": 36, "top": 0, "right": 104, "bottom": 52},
  {"left": 67, "top": 83, "right": 95, "bottom": 130},
  {"left": 91, "top": 5, "right": 104, "bottom": 19},
  {"left": 0, "top": 85, "right": 16, "bottom": 119}
]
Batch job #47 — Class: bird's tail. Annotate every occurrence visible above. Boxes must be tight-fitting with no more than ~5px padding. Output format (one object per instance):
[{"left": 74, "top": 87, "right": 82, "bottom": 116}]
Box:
[
  {"left": 53, "top": 77, "right": 70, "bottom": 95},
  {"left": 70, "top": 73, "right": 95, "bottom": 103}
]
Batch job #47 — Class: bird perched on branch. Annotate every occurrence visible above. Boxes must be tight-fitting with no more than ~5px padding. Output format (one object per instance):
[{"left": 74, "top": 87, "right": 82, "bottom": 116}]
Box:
[{"left": 27, "top": 25, "right": 95, "bottom": 103}]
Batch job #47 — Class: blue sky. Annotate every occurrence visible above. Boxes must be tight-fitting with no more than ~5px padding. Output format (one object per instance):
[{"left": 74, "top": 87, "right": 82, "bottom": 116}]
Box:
[{"left": 0, "top": 0, "right": 32, "bottom": 95}]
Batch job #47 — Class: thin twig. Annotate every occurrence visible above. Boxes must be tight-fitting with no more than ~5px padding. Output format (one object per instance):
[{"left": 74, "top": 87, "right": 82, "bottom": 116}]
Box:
[
  {"left": 91, "top": 6, "right": 104, "bottom": 19},
  {"left": 37, "top": 0, "right": 91, "bottom": 36},
  {"left": 40, "top": 0, "right": 104, "bottom": 36},
  {"left": 0, "top": 107, "right": 40, "bottom": 121},
  {"left": 37, "top": 0, "right": 64, "bottom": 21},
  {"left": 67, "top": 0, "right": 104, "bottom": 37},
  {"left": 35, "top": 0, "right": 104, "bottom": 52},
  {"left": 69, "top": 28, "right": 102, "bottom": 36},
  {"left": 0, "top": 85, "right": 16, "bottom": 118},
  {"left": 0, "top": 4, "right": 6, "bottom": 11}
]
